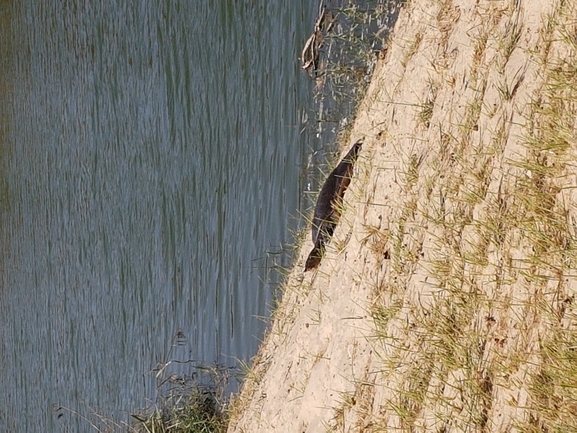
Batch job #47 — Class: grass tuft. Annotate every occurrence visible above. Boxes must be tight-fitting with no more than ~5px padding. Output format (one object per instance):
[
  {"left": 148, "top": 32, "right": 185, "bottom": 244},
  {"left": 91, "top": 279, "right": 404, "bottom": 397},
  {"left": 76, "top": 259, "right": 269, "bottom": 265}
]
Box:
[{"left": 132, "top": 366, "right": 230, "bottom": 433}]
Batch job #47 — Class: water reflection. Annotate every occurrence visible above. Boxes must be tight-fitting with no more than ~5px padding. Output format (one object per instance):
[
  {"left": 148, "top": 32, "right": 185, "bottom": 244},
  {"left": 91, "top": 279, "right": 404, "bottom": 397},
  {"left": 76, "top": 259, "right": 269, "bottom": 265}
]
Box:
[{"left": 1, "top": 1, "right": 320, "bottom": 430}]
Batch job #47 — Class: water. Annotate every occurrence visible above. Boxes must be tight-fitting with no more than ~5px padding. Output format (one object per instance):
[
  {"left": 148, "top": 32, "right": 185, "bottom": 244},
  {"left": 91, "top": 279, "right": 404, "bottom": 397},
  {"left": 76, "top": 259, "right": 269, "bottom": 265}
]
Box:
[
  {"left": 0, "top": 1, "right": 322, "bottom": 431},
  {"left": 0, "top": 1, "right": 398, "bottom": 431}
]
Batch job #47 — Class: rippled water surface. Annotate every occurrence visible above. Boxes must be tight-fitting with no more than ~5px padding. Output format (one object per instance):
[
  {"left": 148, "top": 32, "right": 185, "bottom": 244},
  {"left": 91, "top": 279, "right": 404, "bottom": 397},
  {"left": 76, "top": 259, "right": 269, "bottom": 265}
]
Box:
[{"left": 0, "top": 1, "right": 322, "bottom": 430}]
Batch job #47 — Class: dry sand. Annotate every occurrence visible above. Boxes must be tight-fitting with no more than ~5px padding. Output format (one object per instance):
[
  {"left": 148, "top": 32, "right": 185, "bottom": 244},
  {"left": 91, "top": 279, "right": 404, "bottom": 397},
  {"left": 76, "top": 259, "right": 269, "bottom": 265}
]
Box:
[{"left": 229, "top": 0, "right": 577, "bottom": 431}]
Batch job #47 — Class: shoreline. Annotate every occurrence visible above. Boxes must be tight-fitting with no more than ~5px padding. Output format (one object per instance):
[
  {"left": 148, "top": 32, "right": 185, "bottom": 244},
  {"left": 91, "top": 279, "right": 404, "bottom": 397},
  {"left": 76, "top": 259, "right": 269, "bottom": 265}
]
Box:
[{"left": 229, "top": 0, "right": 577, "bottom": 431}]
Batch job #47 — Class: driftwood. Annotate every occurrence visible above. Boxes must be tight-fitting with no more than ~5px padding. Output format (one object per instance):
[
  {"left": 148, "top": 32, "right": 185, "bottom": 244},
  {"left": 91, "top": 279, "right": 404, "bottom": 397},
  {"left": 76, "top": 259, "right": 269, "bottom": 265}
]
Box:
[{"left": 301, "top": 4, "right": 336, "bottom": 75}]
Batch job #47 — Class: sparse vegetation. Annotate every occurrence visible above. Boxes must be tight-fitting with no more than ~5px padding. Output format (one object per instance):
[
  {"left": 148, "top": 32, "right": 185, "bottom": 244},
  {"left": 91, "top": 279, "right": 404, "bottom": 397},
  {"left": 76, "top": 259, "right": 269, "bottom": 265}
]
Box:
[
  {"left": 131, "top": 365, "right": 230, "bottom": 433},
  {"left": 307, "top": 0, "right": 398, "bottom": 148}
]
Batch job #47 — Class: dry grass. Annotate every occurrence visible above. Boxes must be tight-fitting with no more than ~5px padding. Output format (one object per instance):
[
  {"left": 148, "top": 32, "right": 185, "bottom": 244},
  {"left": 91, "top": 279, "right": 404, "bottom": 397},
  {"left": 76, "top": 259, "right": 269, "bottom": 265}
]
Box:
[{"left": 366, "top": 0, "right": 577, "bottom": 430}]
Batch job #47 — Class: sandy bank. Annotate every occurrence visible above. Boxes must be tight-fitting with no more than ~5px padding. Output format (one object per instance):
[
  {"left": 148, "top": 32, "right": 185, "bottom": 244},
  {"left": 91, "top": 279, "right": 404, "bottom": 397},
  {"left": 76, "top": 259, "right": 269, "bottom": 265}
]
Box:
[{"left": 229, "top": 0, "right": 577, "bottom": 431}]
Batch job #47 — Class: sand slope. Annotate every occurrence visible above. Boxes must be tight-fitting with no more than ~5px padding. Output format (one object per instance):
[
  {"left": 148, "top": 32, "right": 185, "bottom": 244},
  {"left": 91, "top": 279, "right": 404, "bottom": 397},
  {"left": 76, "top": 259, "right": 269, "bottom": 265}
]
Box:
[{"left": 229, "top": 0, "right": 577, "bottom": 431}]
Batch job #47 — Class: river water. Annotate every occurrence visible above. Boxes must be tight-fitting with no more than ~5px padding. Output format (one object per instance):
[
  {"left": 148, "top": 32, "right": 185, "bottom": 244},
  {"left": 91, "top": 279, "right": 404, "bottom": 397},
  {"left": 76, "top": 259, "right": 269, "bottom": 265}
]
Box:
[{"left": 0, "top": 1, "right": 397, "bottom": 431}]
